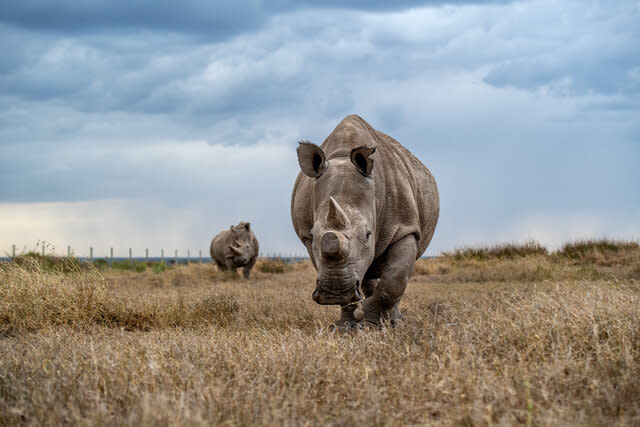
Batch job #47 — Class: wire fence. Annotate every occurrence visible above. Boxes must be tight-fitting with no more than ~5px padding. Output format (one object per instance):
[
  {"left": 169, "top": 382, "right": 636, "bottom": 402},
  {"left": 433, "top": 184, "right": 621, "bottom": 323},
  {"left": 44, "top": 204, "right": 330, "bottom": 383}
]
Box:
[{"left": 2, "top": 243, "right": 308, "bottom": 264}]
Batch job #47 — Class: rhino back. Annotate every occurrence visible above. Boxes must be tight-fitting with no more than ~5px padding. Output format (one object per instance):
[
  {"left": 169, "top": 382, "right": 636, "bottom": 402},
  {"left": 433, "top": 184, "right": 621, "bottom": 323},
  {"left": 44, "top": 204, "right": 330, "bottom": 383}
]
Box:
[
  {"left": 250, "top": 232, "right": 260, "bottom": 258},
  {"left": 210, "top": 230, "right": 233, "bottom": 262},
  {"left": 371, "top": 127, "right": 439, "bottom": 258}
]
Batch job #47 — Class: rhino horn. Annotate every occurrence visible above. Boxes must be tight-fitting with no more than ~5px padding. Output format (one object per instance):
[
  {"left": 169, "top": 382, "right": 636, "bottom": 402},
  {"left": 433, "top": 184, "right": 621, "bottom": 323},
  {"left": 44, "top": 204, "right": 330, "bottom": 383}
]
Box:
[
  {"left": 321, "top": 231, "right": 348, "bottom": 260},
  {"left": 327, "top": 196, "right": 350, "bottom": 230},
  {"left": 230, "top": 245, "right": 242, "bottom": 255}
]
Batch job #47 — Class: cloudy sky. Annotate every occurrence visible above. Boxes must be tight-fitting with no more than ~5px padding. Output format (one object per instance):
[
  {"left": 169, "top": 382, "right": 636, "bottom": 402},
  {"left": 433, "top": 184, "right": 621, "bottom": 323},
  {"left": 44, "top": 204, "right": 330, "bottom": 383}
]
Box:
[{"left": 1, "top": 0, "right": 639, "bottom": 258}]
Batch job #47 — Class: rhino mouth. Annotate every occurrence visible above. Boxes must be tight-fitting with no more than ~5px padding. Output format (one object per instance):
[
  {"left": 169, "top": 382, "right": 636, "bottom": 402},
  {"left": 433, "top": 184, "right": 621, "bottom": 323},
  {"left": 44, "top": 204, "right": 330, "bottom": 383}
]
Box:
[{"left": 312, "top": 279, "right": 363, "bottom": 305}]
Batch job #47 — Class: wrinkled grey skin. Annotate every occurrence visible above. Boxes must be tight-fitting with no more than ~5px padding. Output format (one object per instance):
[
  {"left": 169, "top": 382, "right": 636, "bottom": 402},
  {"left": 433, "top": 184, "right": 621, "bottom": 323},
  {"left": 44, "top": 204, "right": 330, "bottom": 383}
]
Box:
[
  {"left": 291, "top": 115, "right": 439, "bottom": 327},
  {"left": 210, "top": 222, "right": 259, "bottom": 279}
]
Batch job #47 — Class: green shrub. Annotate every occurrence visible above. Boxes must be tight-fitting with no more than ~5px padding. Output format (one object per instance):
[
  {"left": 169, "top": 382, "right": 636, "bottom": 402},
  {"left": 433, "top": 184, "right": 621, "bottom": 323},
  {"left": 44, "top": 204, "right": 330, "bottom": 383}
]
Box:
[{"left": 152, "top": 262, "right": 169, "bottom": 274}]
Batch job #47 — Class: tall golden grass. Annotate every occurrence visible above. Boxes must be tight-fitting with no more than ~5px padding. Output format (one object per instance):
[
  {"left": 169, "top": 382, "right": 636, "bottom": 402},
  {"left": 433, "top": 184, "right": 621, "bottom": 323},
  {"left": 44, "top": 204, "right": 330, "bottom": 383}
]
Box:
[{"left": 1, "top": 241, "right": 639, "bottom": 425}]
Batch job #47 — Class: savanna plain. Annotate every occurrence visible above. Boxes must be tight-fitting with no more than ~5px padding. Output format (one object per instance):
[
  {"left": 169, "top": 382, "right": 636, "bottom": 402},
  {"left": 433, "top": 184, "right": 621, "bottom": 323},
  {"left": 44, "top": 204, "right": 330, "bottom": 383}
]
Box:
[{"left": 1, "top": 241, "right": 639, "bottom": 426}]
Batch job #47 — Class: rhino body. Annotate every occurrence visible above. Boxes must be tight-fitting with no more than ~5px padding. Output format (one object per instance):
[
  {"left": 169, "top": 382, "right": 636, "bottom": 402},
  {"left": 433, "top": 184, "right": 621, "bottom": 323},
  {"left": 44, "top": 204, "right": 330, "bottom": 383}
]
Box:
[
  {"left": 291, "top": 114, "right": 439, "bottom": 326},
  {"left": 210, "top": 222, "right": 259, "bottom": 279}
]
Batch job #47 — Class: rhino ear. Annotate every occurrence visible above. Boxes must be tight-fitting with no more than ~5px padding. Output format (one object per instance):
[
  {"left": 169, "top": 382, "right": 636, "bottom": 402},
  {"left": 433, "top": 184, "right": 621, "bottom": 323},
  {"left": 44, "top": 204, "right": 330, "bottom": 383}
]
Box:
[
  {"left": 350, "top": 146, "right": 375, "bottom": 177},
  {"left": 297, "top": 141, "right": 326, "bottom": 178},
  {"left": 244, "top": 222, "right": 251, "bottom": 231}
]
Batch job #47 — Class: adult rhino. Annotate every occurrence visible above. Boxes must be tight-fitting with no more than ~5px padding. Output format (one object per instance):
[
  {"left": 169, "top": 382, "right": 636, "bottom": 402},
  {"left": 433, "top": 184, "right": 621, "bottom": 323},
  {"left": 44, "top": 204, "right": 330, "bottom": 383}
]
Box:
[
  {"left": 291, "top": 115, "right": 439, "bottom": 327},
  {"left": 210, "top": 222, "right": 259, "bottom": 279}
]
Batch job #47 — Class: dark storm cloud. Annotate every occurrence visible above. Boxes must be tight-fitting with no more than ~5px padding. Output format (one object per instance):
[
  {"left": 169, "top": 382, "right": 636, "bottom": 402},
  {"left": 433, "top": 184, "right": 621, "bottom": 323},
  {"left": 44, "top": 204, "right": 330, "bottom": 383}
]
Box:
[
  {"left": 1, "top": 0, "right": 513, "bottom": 38},
  {"left": 0, "top": 1, "right": 267, "bottom": 40}
]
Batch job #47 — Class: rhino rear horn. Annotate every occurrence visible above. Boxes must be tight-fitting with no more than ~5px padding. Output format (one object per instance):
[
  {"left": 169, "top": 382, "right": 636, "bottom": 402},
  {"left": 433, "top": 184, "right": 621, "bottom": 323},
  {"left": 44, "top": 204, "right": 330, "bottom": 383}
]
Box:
[
  {"left": 327, "top": 196, "right": 350, "bottom": 230},
  {"left": 350, "top": 146, "right": 375, "bottom": 177},
  {"left": 297, "top": 141, "right": 326, "bottom": 178}
]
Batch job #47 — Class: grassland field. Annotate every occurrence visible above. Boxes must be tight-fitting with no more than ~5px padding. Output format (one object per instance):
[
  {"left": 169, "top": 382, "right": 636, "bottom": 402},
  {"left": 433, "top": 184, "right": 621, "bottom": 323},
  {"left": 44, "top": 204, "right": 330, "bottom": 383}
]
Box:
[{"left": 1, "top": 240, "right": 639, "bottom": 425}]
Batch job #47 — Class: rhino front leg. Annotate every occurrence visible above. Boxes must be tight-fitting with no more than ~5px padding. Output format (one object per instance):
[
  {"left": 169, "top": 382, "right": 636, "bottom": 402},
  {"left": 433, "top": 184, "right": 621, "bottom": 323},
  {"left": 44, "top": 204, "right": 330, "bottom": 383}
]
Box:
[
  {"left": 224, "top": 257, "right": 236, "bottom": 273},
  {"left": 361, "top": 278, "right": 379, "bottom": 298},
  {"left": 356, "top": 235, "right": 417, "bottom": 326},
  {"left": 243, "top": 257, "right": 257, "bottom": 279},
  {"left": 334, "top": 278, "right": 379, "bottom": 329}
]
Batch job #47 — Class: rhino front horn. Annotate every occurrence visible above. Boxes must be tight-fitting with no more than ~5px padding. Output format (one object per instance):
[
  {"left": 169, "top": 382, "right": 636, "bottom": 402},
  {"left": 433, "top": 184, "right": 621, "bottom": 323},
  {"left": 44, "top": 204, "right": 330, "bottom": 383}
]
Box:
[
  {"left": 327, "top": 196, "right": 350, "bottom": 230},
  {"left": 321, "top": 231, "right": 348, "bottom": 260}
]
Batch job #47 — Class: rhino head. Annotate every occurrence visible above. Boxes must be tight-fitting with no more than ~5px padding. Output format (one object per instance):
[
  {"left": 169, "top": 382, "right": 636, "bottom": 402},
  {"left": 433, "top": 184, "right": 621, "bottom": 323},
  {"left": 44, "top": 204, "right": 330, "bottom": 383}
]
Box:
[
  {"left": 229, "top": 222, "right": 253, "bottom": 265},
  {"left": 297, "top": 141, "right": 377, "bottom": 305}
]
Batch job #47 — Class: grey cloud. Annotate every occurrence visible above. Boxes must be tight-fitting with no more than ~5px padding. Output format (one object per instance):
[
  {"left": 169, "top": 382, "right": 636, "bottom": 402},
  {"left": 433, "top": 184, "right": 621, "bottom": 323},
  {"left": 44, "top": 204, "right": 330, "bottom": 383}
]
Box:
[
  {"left": 1, "top": 0, "right": 514, "bottom": 38},
  {"left": 483, "top": 2, "right": 640, "bottom": 97},
  {"left": 0, "top": 1, "right": 268, "bottom": 41},
  {"left": 484, "top": 52, "right": 640, "bottom": 96},
  {"left": 4, "top": 0, "right": 635, "bottom": 128}
]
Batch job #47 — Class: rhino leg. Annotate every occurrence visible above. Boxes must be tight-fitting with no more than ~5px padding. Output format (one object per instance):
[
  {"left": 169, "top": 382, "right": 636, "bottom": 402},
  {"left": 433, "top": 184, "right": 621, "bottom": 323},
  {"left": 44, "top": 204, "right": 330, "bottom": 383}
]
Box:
[
  {"left": 333, "top": 305, "right": 358, "bottom": 329},
  {"left": 358, "top": 235, "right": 417, "bottom": 326},
  {"left": 215, "top": 260, "right": 226, "bottom": 271},
  {"left": 243, "top": 257, "right": 256, "bottom": 279},
  {"left": 361, "top": 278, "right": 379, "bottom": 298},
  {"left": 332, "top": 278, "right": 379, "bottom": 329}
]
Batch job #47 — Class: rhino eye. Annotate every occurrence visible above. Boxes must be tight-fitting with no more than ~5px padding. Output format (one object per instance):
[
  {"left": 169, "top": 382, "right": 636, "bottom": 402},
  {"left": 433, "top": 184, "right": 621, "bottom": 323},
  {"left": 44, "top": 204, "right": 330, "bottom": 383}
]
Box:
[{"left": 366, "top": 231, "right": 372, "bottom": 240}]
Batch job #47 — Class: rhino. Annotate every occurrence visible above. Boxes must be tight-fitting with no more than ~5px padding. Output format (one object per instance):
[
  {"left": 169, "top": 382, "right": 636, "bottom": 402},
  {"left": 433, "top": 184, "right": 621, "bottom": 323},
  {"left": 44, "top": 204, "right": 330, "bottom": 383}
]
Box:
[
  {"left": 210, "top": 222, "right": 259, "bottom": 278},
  {"left": 291, "top": 114, "right": 439, "bottom": 327}
]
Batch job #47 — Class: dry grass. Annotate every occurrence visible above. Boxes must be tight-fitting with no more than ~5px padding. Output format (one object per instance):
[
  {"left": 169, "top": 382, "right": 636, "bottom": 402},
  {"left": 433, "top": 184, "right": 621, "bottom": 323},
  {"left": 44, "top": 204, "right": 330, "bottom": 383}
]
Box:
[
  {"left": 1, "top": 245, "right": 639, "bottom": 425},
  {"left": 443, "top": 241, "right": 549, "bottom": 261}
]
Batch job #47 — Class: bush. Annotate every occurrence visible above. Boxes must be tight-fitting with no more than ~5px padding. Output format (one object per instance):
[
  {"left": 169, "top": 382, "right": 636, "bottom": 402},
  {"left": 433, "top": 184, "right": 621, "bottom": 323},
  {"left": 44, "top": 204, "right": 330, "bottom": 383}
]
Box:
[
  {"left": 257, "top": 259, "right": 289, "bottom": 274},
  {"left": 111, "top": 261, "right": 144, "bottom": 272},
  {"left": 152, "top": 262, "right": 169, "bottom": 274},
  {"left": 93, "top": 258, "right": 109, "bottom": 269},
  {"left": 12, "top": 252, "right": 88, "bottom": 273},
  {"left": 443, "top": 241, "right": 548, "bottom": 261},
  {"left": 555, "top": 239, "right": 640, "bottom": 266}
]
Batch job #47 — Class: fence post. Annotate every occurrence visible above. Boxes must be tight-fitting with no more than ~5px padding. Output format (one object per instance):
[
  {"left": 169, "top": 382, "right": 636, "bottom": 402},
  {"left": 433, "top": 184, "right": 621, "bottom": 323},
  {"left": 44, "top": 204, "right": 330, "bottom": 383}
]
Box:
[
  {"left": 67, "top": 245, "right": 71, "bottom": 258},
  {"left": 12, "top": 244, "right": 15, "bottom": 258},
  {"left": 187, "top": 249, "right": 190, "bottom": 264},
  {"left": 174, "top": 249, "right": 178, "bottom": 265},
  {"left": 161, "top": 249, "right": 164, "bottom": 263},
  {"left": 42, "top": 244, "right": 45, "bottom": 257},
  {"left": 129, "top": 248, "right": 132, "bottom": 264},
  {"left": 199, "top": 249, "right": 202, "bottom": 263},
  {"left": 90, "top": 247, "right": 93, "bottom": 262},
  {"left": 110, "top": 247, "right": 113, "bottom": 264},
  {"left": 145, "top": 248, "right": 149, "bottom": 262}
]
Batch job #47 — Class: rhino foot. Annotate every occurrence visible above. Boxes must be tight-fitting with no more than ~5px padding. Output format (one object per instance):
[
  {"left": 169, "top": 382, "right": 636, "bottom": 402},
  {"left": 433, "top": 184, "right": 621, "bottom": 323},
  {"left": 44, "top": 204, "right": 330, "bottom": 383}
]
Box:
[
  {"left": 388, "top": 305, "right": 404, "bottom": 325},
  {"left": 333, "top": 302, "right": 404, "bottom": 329},
  {"left": 360, "top": 306, "right": 404, "bottom": 328},
  {"left": 331, "top": 305, "right": 361, "bottom": 330},
  {"left": 331, "top": 318, "right": 358, "bottom": 331}
]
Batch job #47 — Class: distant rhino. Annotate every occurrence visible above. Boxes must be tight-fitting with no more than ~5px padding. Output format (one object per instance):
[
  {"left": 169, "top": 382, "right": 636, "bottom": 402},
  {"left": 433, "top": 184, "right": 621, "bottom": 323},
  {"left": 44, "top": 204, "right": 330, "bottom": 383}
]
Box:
[
  {"left": 210, "top": 222, "right": 259, "bottom": 279},
  {"left": 291, "top": 115, "right": 439, "bottom": 327}
]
